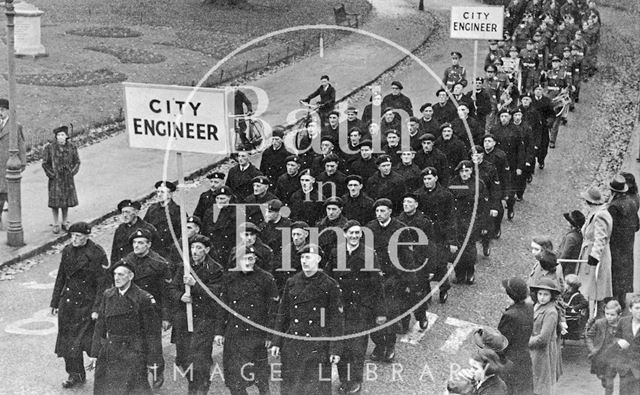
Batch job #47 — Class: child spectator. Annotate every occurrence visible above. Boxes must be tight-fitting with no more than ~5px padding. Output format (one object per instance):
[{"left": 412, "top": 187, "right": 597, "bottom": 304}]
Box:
[
  {"left": 557, "top": 210, "right": 585, "bottom": 276},
  {"left": 585, "top": 299, "right": 622, "bottom": 395},
  {"left": 447, "top": 349, "right": 508, "bottom": 395},
  {"left": 612, "top": 294, "right": 640, "bottom": 394},
  {"left": 562, "top": 274, "right": 589, "bottom": 340},
  {"left": 529, "top": 278, "right": 562, "bottom": 395}
]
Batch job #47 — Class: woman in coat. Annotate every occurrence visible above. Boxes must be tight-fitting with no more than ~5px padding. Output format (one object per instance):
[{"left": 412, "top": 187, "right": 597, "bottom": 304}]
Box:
[
  {"left": 529, "top": 278, "right": 561, "bottom": 395},
  {"left": 498, "top": 276, "right": 534, "bottom": 395},
  {"left": 576, "top": 187, "right": 613, "bottom": 318},
  {"left": 557, "top": 210, "right": 585, "bottom": 276},
  {"left": 42, "top": 125, "right": 80, "bottom": 233}
]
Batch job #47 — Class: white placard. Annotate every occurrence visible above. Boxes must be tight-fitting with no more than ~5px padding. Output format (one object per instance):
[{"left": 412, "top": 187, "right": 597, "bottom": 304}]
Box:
[
  {"left": 123, "top": 83, "right": 230, "bottom": 154},
  {"left": 450, "top": 6, "right": 504, "bottom": 40}
]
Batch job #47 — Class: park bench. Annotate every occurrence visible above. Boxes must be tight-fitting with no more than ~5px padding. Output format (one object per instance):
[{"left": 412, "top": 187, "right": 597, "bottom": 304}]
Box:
[{"left": 333, "top": 4, "right": 359, "bottom": 28}]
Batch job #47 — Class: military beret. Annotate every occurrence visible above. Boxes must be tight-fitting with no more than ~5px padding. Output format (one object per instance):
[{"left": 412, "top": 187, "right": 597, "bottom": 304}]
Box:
[
  {"left": 348, "top": 127, "right": 362, "bottom": 136},
  {"left": 512, "top": 107, "right": 524, "bottom": 115},
  {"left": 440, "top": 122, "right": 453, "bottom": 131},
  {"left": 238, "top": 245, "right": 257, "bottom": 256},
  {"left": 527, "top": 39, "right": 534, "bottom": 44},
  {"left": 291, "top": 221, "right": 310, "bottom": 230},
  {"left": 267, "top": 199, "right": 283, "bottom": 211},
  {"left": 402, "top": 192, "right": 419, "bottom": 202},
  {"left": 252, "top": 175, "right": 270, "bottom": 185},
  {"left": 483, "top": 133, "right": 497, "bottom": 142},
  {"left": 272, "top": 126, "right": 285, "bottom": 138},
  {"left": 322, "top": 154, "right": 340, "bottom": 164},
  {"left": 342, "top": 219, "right": 361, "bottom": 231},
  {"left": 509, "top": 45, "right": 518, "bottom": 52},
  {"left": 206, "top": 171, "right": 225, "bottom": 180},
  {"left": 385, "top": 129, "right": 399, "bottom": 137},
  {"left": 346, "top": 106, "right": 358, "bottom": 113},
  {"left": 187, "top": 215, "right": 202, "bottom": 228},
  {"left": 475, "top": 76, "right": 484, "bottom": 83},
  {"left": 320, "top": 135, "right": 336, "bottom": 145},
  {"left": 419, "top": 103, "right": 433, "bottom": 112},
  {"left": 345, "top": 174, "right": 363, "bottom": 185},
  {"left": 190, "top": 234, "right": 211, "bottom": 248},
  {"left": 128, "top": 228, "right": 153, "bottom": 243},
  {"left": 299, "top": 168, "right": 314, "bottom": 178},
  {"left": 239, "top": 222, "right": 260, "bottom": 234},
  {"left": 498, "top": 108, "right": 511, "bottom": 116},
  {"left": 358, "top": 140, "right": 373, "bottom": 149},
  {"left": 154, "top": 180, "right": 177, "bottom": 192},
  {"left": 484, "top": 64, "right": 497, "bottom": 72},
  {"left": 375, "top": 155, "right": 392, "bottom": 166},
  {"left": 328, "top": 110, "right": 340, "bottom": 118},
  {"left": 451, "top": 51, "right": 462, "bottom": 59},
  {"left": 563, "top": 46, "right": 571, "bottom": 52},
  {"left": 420, "top": 133, "right": 436, "bottom": 142},
  {"left": 457, "top": 102, "right": 469, "bottom": 109},
  {"left": 373, "top": 198, "right": 393, "bottom": 209},
  {"left": 396, "top": 147, "right": 416, "bottom": 154},
  {"left": 533, "top": 30, "right": 542, "bottom": 36},
  {"left": 470, "top": 145, "right": 484, "bottom": 155},
  {"left": 408, "top": 116, "right": 420, "bottom": 123},
  {"left": 521, "top": 92, "right": 532, "bottom": 99},
  {"left": 300, "top": 243, "right": 324, "bottom": 257},
  {"left": 551, "top": 55, "right": 561, "bottom": 61},
  {"left": 436, "top": 88, "right": 447, "bottom": 97},
  {"left": 53, "top": 125, "right": 69, "bottom": 136},
  {"left": 324, "top": 196, "right": 344, "bottom": 208},
  {"left": 382, "top": 106, "right": 395, "bottom": 115},
  {"left": 391, "top": 81, "right": 403, "bottom": 90},
  {"left": 455, "top": 160, "right": 474, "bottom": 172},
  {"left": 68, "top": 221, "right": 91, "bottom": 235},
  {"left": 117, "top": 199, "right": 141, "bottom": 212},
  {"left": 214, "top": 186, "right": 234, "bottom": 197},
  {"left": 488, "top": 40, "right": 497, "bottom": 45},
  {"left": 422, "top": 167, "right": 438, "bottom": 177},
  {"left": 0, "top": 98, "right": 9, "bottom": 109},
  {"left": 112, "top": 259, "right": 135, "bottom": 275},
  {"left": 285, "top": 155, "right": 302, "bottom": 165}
]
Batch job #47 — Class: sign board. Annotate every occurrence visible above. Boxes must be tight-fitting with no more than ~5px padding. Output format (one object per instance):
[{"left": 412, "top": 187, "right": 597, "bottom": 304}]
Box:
[
  {"left": 123, "top": 83, "right": 230, "bottom": 154},
  {"left": 450, "top": 6, "right": 504, "bottom": 40}
]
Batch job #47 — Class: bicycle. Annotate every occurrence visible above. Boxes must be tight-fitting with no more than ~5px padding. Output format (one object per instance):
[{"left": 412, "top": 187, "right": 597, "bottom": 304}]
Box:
[
  {"left": 293, "top": 101, "right": 322, "bottom": 151},
  {"left": 229, "top": 112, "right": 265, "bottom": 153}
]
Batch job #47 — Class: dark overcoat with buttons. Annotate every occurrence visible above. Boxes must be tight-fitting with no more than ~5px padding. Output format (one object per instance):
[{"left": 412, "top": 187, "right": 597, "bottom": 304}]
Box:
[
  {"left": 143, "top": 200, "right": 184, "bottom": 260},
  {"left": 227, "top": 238, "right": 274, "bottom": 273},
  {"left": 109, "top": 217, "right": 160, "bottom": 266},
  {"left": 202, "top": 204, "right": 237, "bottom": 264},
  {"left": 170, "top": 254, "right": 224, "bottom": 372},
  {"left": 273, "top": 271, "right": 345, "bottom": 395},
  {"left": 123, "top": 250, "right": 172, "bottom": 321},
  {"left": 50, "top": 239, "right": 110, "bottom": 358},
  {"left": 90, "top": 284, "right": 162, "bottom": 395},
  {"left": 226, "top": 163, "right": 263, "bottom": 201},
  {"left": 216, "top": 268, "right": 279, "bottom": 391}
]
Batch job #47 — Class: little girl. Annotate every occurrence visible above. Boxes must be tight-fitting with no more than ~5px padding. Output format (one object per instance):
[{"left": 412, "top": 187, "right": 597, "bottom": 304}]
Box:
[
  {"left": 529, "top": 278, "right": 561, "bottom": 395},
  {"left": 562, "top": 274, "right": 589, "bottom": 340}
]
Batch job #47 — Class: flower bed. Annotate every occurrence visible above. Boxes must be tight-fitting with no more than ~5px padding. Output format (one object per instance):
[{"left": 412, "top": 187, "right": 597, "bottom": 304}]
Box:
[
  {"left": 85, "top": 45, "right": 166, "bottom": 64},
  {"left": 15, "top": 68, "right": 127, "bottom": 87}
]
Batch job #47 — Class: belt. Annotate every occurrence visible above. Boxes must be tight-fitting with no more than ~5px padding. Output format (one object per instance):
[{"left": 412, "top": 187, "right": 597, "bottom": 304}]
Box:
[
  {"left": 522, "top": 63, "right": 536, "bottom": 67},
  {"left": 547, "top": 86, "right": 560, "bottom": 91}
]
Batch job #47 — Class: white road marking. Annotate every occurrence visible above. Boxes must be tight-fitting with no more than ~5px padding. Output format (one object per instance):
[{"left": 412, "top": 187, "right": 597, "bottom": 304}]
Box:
[
  {"left": 400, "top": 312, "right": 439, "bottom": 345},
  {"left": 20, "top": 281, "right": 54, "bottom": 290},
  {"left": 439, "top": 317, "right": 479, "bottom": 353},
  {"left": 5, "top": 308, "right": 57, "bottom": 336}
]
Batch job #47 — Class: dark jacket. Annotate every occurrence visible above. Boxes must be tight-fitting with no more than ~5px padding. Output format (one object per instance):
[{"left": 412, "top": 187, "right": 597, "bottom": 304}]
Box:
[
  {"left": 475, "top": 375, "right": 508, "bottom": 395},
  {"left": 435, "top": 136, "right": 467, "bottom": 178},
  {"left": 414, "top": 148, "right": 450, "bottom": 186},
  {"left": 414, "top": 183, "right": 457, "bottom": 246},
  {"left": 381, "top": 93, "right": 413, "bottom": 117},
  {"left": 123, "top": 250, "right": 173, "bottom": 321},
  {"left": 349, "top": 156, "right": 378, "bottom": 181},
  {"left": 612, "top": 316, "right": 640, "bottom": 379},
  {"left": 110, "top": 217, "right": 160, "bottom": 265},
  {"left": 275, "top": 171, "right": 300, "bottom": 206},
  {"left": 608, "top": 194, "right": 640, "bottom": 296},
  {"left": 228, "top": 239, "right": 274, "bottom": 273},
  {"left": 302, "top": 84, "right": 336, "bottom": 115},
  {"left": 498, "top": 301, "right": 534, "bottom": 395},
  {"left": 289, "top": 188, "right": 324, "bottom": 225},
  {"left": 366, "top": 171, "right": 407, "bottom": 213},
  {"left": 260, "top": 143, "right": 292, "bottom": 183},
  {"left": 143, "top": 200, "right": 185, "bottom": 260},
  {"left": 202, "top": 204, "right": 237, "bottom": 263},
  {"left": 341, "top": 192, "right": 374, "bottom": 225},
  {"left": 226, "top": 163, "right": 262, "bottom": 201},
  {"left": 50, "top": 240, "right": 109, "bottom": 358}
]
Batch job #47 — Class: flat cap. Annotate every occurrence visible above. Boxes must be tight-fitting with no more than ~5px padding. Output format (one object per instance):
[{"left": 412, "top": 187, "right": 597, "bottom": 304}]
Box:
[
  {"left": 322, "top": 154, "right": 341, "bottom": 164},
  {"left": 324, "top": 196, "right": 344, "bottom": 208},
  {"left": 345, "top": 174, "right": 363, "bottom": 184},
  {"left": 291, "top": 221, "right": 309, "bottom": 230},
  {"left": 373, "top": 198, "right": 393, "bottom": 209},
  {"left": 419, "top": 133, "right": 436, "bottom": 142}
]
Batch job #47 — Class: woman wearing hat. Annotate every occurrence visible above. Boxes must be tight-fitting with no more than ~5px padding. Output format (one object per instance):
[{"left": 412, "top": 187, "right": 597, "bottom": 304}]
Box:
[
  {"left": 529, "top": 278, "right": 562, "bottom": 395},
  {"left": 576, "top": 187, "right": 613, "bottom": 318},
  {"left": 557, "top": 210, "right": 585, "bottom": 275},
  {"left": 42, "top": 125, "right": 80, "bottom": 233}
]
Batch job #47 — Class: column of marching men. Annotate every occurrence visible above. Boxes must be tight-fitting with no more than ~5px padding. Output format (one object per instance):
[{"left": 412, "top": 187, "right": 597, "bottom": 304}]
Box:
[{"left": 47, "top": 1, "right": 603, "bottom": 393}]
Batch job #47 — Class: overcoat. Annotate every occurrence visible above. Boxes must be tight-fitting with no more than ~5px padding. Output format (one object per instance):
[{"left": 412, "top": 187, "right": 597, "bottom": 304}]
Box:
[
  {"left": 577, "top": 206, "right": 613, "bottom": 301},
  {"left": 50, "top": 239, "right": 109, "bottom": 358},
  {"left": 498, "top": 301, "right": 534, "bottom": 395},
  {"left": 529, "top": 302, "right": 559, "bottom": 395},
  {"left": 608, "top": 194, "right": 640, "bottom": 297},
  {"left": 143, "top": 200, "right": 184, "bottom": 260},
  {"left": 0, "top": 120, "right": 26, "bottom": 194},
  {"left": 42, "top": 140, "right": 80, "bottom": 208}
]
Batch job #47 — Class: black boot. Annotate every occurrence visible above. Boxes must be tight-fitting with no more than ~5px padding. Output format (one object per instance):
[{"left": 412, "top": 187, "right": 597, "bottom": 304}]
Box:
[{"left": 62, "top": 373, "right": 85, "bottom": 389}]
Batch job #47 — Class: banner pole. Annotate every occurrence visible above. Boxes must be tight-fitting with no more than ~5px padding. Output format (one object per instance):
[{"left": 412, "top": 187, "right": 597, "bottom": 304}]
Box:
[
  {"left": 176, "top": 152, "right": 193, "bottom": 332},
  {"left": 472, "top": 39, "right": 478, "bottom": 103}
]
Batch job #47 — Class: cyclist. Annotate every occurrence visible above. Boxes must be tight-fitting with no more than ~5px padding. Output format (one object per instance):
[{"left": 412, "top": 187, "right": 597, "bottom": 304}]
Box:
[{"left": 300, "top": 75, "right": 336, "bottom": 124}]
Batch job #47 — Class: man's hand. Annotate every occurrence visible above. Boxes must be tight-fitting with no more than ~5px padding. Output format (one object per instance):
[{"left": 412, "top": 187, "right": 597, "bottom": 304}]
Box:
[
  {"left": 516, "top": 169, "right": 523, "bottom": 176},
  {"left": 183, "top": 274, "right": 196, "bottom": 287},
  {"left": 271, "top": 346, "right": 280, "bottom": 357},
  {"left": 329, "top": 355, "right": 340, "bottom": 364},
  {"left": 162, "top": 320, "right": 171, "bottom": 331},
  {"left": 214, "top": 335, "right": 224, "bottom": 347},
  {"left": 375, "top": 316, "right": 387, "bottom": 325},
  {"left": 618, "top": 339, "right": 631, "bottom": 350},
  {"left": 490, "top": 209, "right": 498, "bottom": 217},
  {"left": 51, "top": 308, "right": 58, "bottom": 316},
  {"left": 449, "top": 245, "right": 459, "bottom": 254},
  {"left": 560, "top": 321, "right": 568, "bottom": 335},
  {"left": 86, "top": 358, "right": 97, "bottom": 371},
  {"left": 180, "top": 293, "right": 192, "bottom": 303},
  {"left": 91, "top": 312, "right": 99, "bottom": 320},
  {"left": 525, "top": 162, "right": 531, "bottom": 167}
]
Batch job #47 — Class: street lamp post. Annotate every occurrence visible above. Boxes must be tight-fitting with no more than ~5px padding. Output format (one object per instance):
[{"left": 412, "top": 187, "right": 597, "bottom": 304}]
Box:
[{"left": 5, "top": 0, "right": 24, "bottom": 246}]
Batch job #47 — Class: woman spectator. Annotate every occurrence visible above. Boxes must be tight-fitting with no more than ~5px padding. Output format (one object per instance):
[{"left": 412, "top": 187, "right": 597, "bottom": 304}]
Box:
[
  {"left": 42, "top": 125, "right": 80, "bottom": 234},
  {"left": 528, "top": 237, "right": 565, "bottom": 293},
  {"left": 557, "top": 210, "right": 585, "bottom": 276},
  {"left": 577, "top": 187, "right": 613, "bottom": 319},
  {"left": 498, "top": 277, "right": 534, "bottom": 395}
]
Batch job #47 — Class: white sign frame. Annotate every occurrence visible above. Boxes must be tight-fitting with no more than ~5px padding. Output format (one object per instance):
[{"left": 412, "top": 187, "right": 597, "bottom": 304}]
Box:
[{"left": 450, "top": 6, "right": 504, "bottom": 40}]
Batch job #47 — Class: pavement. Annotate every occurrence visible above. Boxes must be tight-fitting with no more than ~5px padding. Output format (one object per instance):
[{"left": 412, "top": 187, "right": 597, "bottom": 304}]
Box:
[{"left": 0, "top": 0, "right": 440, "bottom": 266}]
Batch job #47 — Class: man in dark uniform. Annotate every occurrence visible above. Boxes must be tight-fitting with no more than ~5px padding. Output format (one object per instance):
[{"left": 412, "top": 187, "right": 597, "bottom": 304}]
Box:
[
  {"left": 110, "top": 199, "right": 160, "bottom": 265},
  {"left": 414, "top": 134, "right": 450, "bottom": 187},
  {"left": 51, "top": 222, "right": 109, "bottom": 388},
  {"left": 244, "top": 175, "right": 278, "bottom": 227},
  {"left": 414, "top": 168, "right": 456, "bottom": 304},
  {"left": 261, "top": 199, "right": 292, "bottom": 274},
  {"left": 349, "top": 140, "right": 378, "bottom": 181},
  {"left": 482, "top": 134, "right": 509, "bottom": 237},
  {"left": 275, "top": 155, "right": 302, "bottom": 206},
  {"left": 271, "top": 244, "right": 344, "bottom": 395},
  {"left": 417, "top": 103, "right": 440, "bottom": 139},
  {"left": 366, "top": 198, "right": 416, "bottom": 362},
  {"left": 451, "top": 103, "right": 482, "bottom": 149},
  {"left": 466, "top": 77, "right": 492, "bottom": 131},
  {"left": 202, "top": 186, "right": 238, "bottom": 263},
  {"left": 301, "top": 75, "right": 336, "bottom": 123},
  {"left": 542, "top": 55, "right": 570, "bottom": 148},
  {"left": 435, "top": 123, "right": 467, "bottom": 181},
  {"left": 276, "top": 221, "right": 309, "bottom": 293},
  {"left": 193, "top": 172, "right": 225, "bottom": 221},
  {"left": 341, "top": 175, "right": 374, "bottom": 225},
  {"left": 216, "top": 246, "right": 280, "bottom": 395},
  {"left": 167, "top": 215, "right": 203, "bottom": 275},
  {"left": 405, "top": 117, "right": 425, "bottom": 152},
  {"left": 123, "top": 228, "right": 172, "bottom": 388},
  {"left": 381, "top": 81, "right": 413, "bottom": 118},
  {"left": 321, "top": 111, "right": 341, "bottom": 142},
  {"left": 260, "top": 127, "right": 291, "bottom": 184},
  {"left": 315, "top": 196, "right": 348, "bottom": 254},
  {"left": 344, "top": 107, "right": 363, "bottom": 138},
  {"left": 394, "top": 148, "right": 422, "bottom": 192},
  {"left": 511, "top": 107, "right": 535, "bottom": 196},
  {"left": 316, "top": 154, "right": 347, "bottom": 198},
  {"left": 226, "top": 150, "right": 263, "bottom": 201},
  {"left": 530, "top": 85, "right": 554, "bottom": 169},
  {"left": 366, "top": 155, "right": 406, "bottom": 213},
  {"left": 470, "top": 146, "right": 501, "bottom": 257},
  {"left": 380, "top": 109, "right": 402, "bottom": 137},
  {"left": 89, "top": 261, "right": 163, "bottom": 395},
  {"left": 520, "top": 94, "right": 546, "bottom": 176},
  {"left": 433, "top": 89, "right": 457, "bottom": 125},
  {"left": 170, "top": 235, "right": 224, "bottom": 394},
  {"left": 325, "top": 220, "right": 386, "bottom": 394},
  {"left": 310, "top": 136, "right": 343, "bottom": 176},
  {"left": 143, "top": 181, "right": 185, "bottom": 260},
  {"left": 443, "top": 51, "right": 467, "bottom": 91},
  {"left": 520, "top": 40, "right": 540, "bottom": 93},
  {"left": 228, "top": 222, "right": 274, "bottom": 273},
  {"left": 289, "top": 169, "right": 324, "bottom": 225}
]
